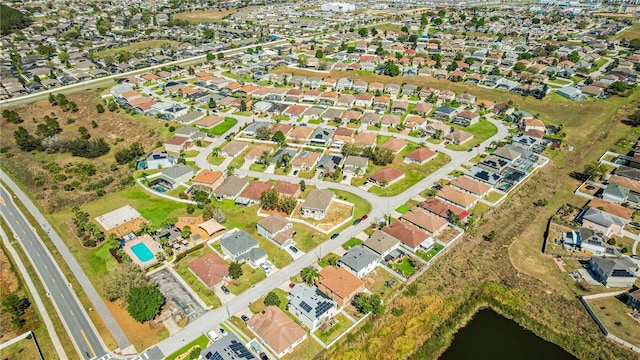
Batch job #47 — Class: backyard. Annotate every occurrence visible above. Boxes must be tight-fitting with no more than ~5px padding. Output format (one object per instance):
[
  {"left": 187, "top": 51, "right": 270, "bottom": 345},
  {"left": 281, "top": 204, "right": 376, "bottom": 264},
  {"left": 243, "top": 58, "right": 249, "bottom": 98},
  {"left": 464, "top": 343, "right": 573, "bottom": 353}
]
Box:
[
  {"left": 342, "top": 238, "right": 363, "bottom": 250},
  {"left": 248, "top": 288, "right": 289, "bottom": 314},
  {"left": 164, "top": 334, "right": 210, "bottom": 360},
  {"left": 314, "top": 313, "right": 354, "bottom": 344},
  {"left": 586, "top": 296, "right": 640, "bottom": 348},
  {"left": 226, "top": 264, "right": 267, "bottom": 295},
  {"left": 391, "top": 256, "right": 417, "bottom": 277},
  {"left": 201, "top": 117, "right": 238, "bottom": 136},
  {"left": 416, "top": 243, "right": 445, "bottom": 262}
]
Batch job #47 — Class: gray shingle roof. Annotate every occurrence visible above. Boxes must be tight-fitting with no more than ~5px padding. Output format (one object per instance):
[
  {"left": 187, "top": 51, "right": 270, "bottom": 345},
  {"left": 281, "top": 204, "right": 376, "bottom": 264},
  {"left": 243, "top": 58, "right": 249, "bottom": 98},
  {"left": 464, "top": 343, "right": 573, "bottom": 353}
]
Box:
[
  {"left": 339, "top": 245, "right": 378, "bottom": 273},
  {"left": 220, "top": 230, "right": 258, "bottom": 256},
  {"left": 302, "top": 189, "right": 334, "bottom": 212}
]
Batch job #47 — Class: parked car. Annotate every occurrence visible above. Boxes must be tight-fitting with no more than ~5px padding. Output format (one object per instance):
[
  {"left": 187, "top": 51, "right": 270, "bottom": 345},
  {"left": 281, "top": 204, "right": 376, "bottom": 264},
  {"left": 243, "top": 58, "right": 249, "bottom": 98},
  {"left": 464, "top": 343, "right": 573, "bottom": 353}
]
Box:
[
  {"left": 318, "top": 172, "right": 324, "bottom": 179},
  {"left": 260, "top": 263, "right": 271, "bottom": 273},
  {"left": 361, "top": 214, "right": 368, "bottom": 220},
  {"left": 259, "top": 352, "right": 269, "bottom": 360},
  {"left": 241, "top": 314, "right": 249, "bottom": 322},
  {"left": 221, "top": 285, "right": 230, "bottom": 295},
  {"left": 444, "top": 141, "right": 450, "bottom": 145},
  {"left": 289, "top": 246, "right": 299, "bottom": 253},
  {"left": 219, "top": 328, "right": 227, "bottom": 336},
  {"left": 207, "top": 330, "right": 219, "bottom": 342},
  {"left": 353, "top": 218, "right": 361, "bottom": 226},
  {"left": 330, "top": 233, "right": 339, "bottom": 239},
  {"left": 293, "top": 170, "right": 299, "bottom": 175}
]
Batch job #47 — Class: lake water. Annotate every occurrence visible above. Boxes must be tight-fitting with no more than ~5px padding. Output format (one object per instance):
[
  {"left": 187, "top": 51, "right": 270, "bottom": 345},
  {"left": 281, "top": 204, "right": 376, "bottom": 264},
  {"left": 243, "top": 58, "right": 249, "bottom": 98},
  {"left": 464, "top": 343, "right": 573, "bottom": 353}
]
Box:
[{"left": 439, "top": 309, "right": 576, "bottom": 360}]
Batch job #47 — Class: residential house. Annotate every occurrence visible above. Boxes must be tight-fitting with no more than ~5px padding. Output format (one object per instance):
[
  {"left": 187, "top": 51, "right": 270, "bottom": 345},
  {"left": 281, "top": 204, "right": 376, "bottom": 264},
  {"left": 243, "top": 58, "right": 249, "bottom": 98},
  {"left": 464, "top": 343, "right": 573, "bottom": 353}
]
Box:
[
  {"left": 196, "top": 115, "right": 224, "bottom": 129},
  {"left": 318, "top": 266, "right": 366, "bottom": 308},
  {"left": 338, "top": 245, "right": 379, "bottom": 279},
  {"left": 274, "top": 181, "right": 301, "bottom": 198},
  {"left": 380, "top": 138, "right": 407, "bottom": 154},
  {"left": 246, "top": 145, "right": 274, "bottom": 162},
  {"left": 317, "top": 154, "right": 343, "bottom": 172},
  {"left": 457, "top": 93, "right": 476, "bottom": 105},
  {"left": 257, "top": 214, "right": 295, "bottom": 249},
  {"left": 236, "top": 180, "right": 273, "bottom": 206},
  {"left": 373, "top": 96, "right": 390, "bottom": 112},
  {"left": 213, "top": 175, "right": 249, "bottom": 200},
  {"left": 353, "top": 132, "right": 377, "bottom": 148},
  {"left": 199, "top": 333, "right": 255, "bottom": 360},
  {"left": 453, "top": 110, "right": 480, "bottom": 127},
  {"left": 291, "top": 151, "right": 321, "bottom": 170},
  {"left": 383, "top": 220, "right": 432, "bottom": 252},
  {"left": 589, "top": 256, "right": 638, "bottom": 288},
  {"left": 221, "top": 141, "right": 248, "bottom": 157},
  {"left": 381, "top": 114, "right": 401, "bottom": 128},
  {"left": 418, "top": 197, "right": 470, "bottom": 222},
  {"left": 404, "top": 115, "right": 427, "bottom": 130},
  {"left": 289, "top": 126, "right": 314, "bottom": 142},
  {"left": 445, "top": 130, "right": 474, "bottom": 145},
  {"left": 271, "top": 123, "right": 293, "bottom": 137},
  {"left": 343, "top": 156, "right": 369, "bottom": 176},
  {"left": 333, "top": 127, "right": 355, "bottom": 144},
  {"left": 364, "top": 230, "right": 401, "bottom": 260},
  {"left": 401, "top": 207, "right": 448, "bottom": 236},
  {"left": 450, "top": 176, "right": 492, "bottom": 198},
  {"left": 247, "top": 306, "right": 306, "bottom": 358},
  {"left": 433, "top": 106, "right": 458, "bottom": 120},
  {"left": 355, "top": 94, "right": 374, "bottom": 107},
  {"left": 300, "top": 189, "right": 334, "bottom": 220},
  {"left": 309, "top": 128, "right": 335, "bottom": 146},
  {"left": 405, "top": 147, "right": 437, "bottom": 165},
  {"left": 626, "top": 289, "right": 640, "bottom": 312},
  {"left": 149, "top": 164, "right": 195, "bottom": 190},
  {"left": 369, "top": 167, "right": 405, "bottom": 187},
  {"left": 285, "top": 104, "right": 308, "bottom": 120},
  {"left": 581, "top": 207, "right": 628, "bottom": 237},
  {"left": 288, "top": 283, "right": 337, "bottom": 330},
  {"left": 188, "top": 252, "right": 228, "bottom": 289},
  {"left": 390, "top": 100, "right": 409, "bottom": 114},
  {"left": 191, "top": 170, "right": 224, "bottom": 192},
  {"left": 437, "top": 186, "right": 479, "bottom": 210},
  {"left": 412, "top": 103, "right": 433, "bottom": 116},
  {"left": 165, "top": 136, "right": 191, "bottom": 153},
  {"left": 384, "top": 83, "right": 400, "bottom": 95},
  {"left": 137, "top": 151, "right": 174, "bottom": 170},
  {"left": 361, "top": 112, "right": 381, "bottom": 126},
  {"left": 219, "top": 230, "right": 267, "bottom": 267}
]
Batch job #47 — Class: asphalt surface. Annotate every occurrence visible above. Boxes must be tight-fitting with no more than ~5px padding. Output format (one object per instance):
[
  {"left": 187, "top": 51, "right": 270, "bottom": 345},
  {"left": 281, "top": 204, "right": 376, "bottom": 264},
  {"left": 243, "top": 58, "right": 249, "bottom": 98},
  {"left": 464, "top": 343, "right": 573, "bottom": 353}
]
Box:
[{"left": 0, "top": 185, "right": 107, "bottom": 359}]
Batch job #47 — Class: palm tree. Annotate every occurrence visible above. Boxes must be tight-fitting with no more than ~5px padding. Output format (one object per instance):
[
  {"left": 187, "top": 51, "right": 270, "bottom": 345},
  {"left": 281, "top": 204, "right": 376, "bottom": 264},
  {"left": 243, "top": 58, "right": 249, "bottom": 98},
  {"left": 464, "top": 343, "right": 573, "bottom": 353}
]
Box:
[
  {"left": 301, "top": 266, "right": 319, "bottom": 286},
  {"left": 225, "top": 165, "right": 235, "bottom": 177},
  {"left": 211, "top": 147, "right": 221, "bottom": 157}
]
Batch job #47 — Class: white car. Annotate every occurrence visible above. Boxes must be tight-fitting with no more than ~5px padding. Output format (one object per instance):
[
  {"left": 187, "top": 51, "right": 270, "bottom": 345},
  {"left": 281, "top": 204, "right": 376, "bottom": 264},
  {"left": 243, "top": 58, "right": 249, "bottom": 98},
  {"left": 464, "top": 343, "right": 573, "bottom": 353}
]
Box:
[
  {"left": 260, "top": 263, "right": 271, "bottom": 273},
  {"left": 207, "top": 330, "right": 219, "bottom": 342}
]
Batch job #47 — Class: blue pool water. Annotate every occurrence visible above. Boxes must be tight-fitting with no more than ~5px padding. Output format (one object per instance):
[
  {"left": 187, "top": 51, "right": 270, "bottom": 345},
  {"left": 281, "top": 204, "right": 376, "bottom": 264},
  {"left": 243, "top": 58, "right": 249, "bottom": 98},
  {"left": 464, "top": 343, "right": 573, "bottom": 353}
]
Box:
[
  {"left": 154, "top": 186, "right": 167, "bottom": 193},
  {"left": 131, "top": 243, "right": 154, "bottom": 262}
]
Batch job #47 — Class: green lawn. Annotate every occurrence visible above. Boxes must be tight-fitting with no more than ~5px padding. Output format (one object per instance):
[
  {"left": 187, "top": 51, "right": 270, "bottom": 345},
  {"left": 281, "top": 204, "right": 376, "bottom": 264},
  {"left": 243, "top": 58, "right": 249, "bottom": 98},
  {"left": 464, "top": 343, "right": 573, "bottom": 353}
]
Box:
[
  {"left": 470, "top": 202, "right": 492, "bottom": 218},
  {"left": 395, "top": 204, "right": 411, "bottom": 214},
  {"left": 416, "top": 243, "right": 445, "bottom": 262},
  {"left": 281, "top": 337, "right": 324, "bottom": 360},
  {"left": 164, "top": 334, "right": 209, "bottom": 360},
  {"left": 308, "top": 118, "right": 322, "bottom": 125},
  {"left": 174, "top": 247, "right": 222, "bottom": 308},
  {"left": 201, "top": 117, "right": 237, "bottom": 137},
  {"left": 446, "top": 119, "right": 498, "bottom": 151},
  {"left": 209, "top": 154, "right": 225, "bottom": 166},
  {"left": 227, "top": 264, "right": 267, "bottom": 295},
  {"left": 249, "top": 288, "right": 289, "bottom": 314},
  {"left": 392, "top": 256, "right": 417, "bottom": 277},
  {"left": 228, "top": 316, "right": 255, "bottom": 341},
  {"left": 294, "top": 223, "right": 328, "bottom": 252},
  {"left": 376, "top": 135, "right": 392, "bottom": 146},
  {"left": 318, "top": 254, "right": 340, "bottom": 268},
  {"left": 249, "top": 163, "right": 267, "bottom": 172},
  {"left": 369, "top": 152, "right": 451, "bottom": 197},
  {"left": 314, "top": 313, "right": 353, "bottom": 344},
  {"left": 484, "top": 191, "right": 504, "bottom": 203},
  {"left": 342, "top": 238, "right": 363, "bottom": 250}
]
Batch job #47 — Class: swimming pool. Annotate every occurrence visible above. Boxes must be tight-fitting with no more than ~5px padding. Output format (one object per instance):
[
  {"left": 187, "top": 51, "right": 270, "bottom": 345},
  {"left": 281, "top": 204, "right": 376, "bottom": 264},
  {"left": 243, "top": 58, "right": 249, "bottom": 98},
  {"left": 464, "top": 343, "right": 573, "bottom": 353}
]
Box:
[
  {"left": 131, "top": 243, "right": 154, "bottom": 262},
  {"left": 154, "top": 186, "right": 167, "bottom": 193}
]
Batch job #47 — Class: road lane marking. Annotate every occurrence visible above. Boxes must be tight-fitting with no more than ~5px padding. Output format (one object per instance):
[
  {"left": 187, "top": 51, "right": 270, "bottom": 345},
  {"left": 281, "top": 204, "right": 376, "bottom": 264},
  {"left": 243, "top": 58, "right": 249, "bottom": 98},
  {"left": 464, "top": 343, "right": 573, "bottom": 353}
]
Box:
[
  {"left": 70, "top": 310, "right": 74, "bottom": 316},
  {"left": 81, "top": 329, "right": 96, "bottom": 358},
  {"left": 0, "top": 196, "right": 5, "bottom": 206},
  {"left": 37, "top": 252, "right": 41, "bottom": 257},
  {"left": 44, "top": 264, "right": 48, "bottom": 270}
]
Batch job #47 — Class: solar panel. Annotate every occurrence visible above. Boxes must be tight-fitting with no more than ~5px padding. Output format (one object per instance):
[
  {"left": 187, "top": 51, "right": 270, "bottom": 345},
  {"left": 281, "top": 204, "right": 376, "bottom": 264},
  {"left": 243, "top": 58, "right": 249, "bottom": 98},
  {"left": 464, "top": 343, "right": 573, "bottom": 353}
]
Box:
[{"left": 300, "top": 301, "right": 312, "bottom": 313}]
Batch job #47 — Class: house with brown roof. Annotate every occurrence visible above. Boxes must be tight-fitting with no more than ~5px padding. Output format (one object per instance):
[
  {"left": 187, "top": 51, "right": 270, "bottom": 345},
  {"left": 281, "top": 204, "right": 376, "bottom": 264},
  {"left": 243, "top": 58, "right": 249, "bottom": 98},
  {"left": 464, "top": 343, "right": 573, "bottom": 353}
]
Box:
[
  {"left": 453, "top": 110, "right": 480, "bottom": 127},
  {"left": 274, "top": 181, "right": 301, "bottom": 198},
  {"left": 213, "top": 175, "right": 249, "bottom": 200},
  {"left": 246, "top": 144, "right": 274, "bottom": 162},
  {"left": 236, "top": 180, "right": 273, "bottom": 206},
  {"left": 369, "top": 167, "right": 405, "bottom": 187},
  {"left": 445, "top": 130, "right": 473, "bottom": 145},
  {"left": 404, "top": 115, "right": 427, "bottom": 130},
  {"left": 361, "top": 112, "right": 381, "bottom": 126},
  {"left": 284, "top": 88, "right": 304, "bottom": 103},
  {"left": 196, "top": 115, "right": 224, "bottom": 129},
  {"left": 291, "top": 151, "right": 320, "bottom": 170},
  {"left": 289, "top": 126, "right": 314, "bottom": 142},
  {"left": 401, "top": 206, "right": 448, "bottom": 235},
  {"left": 257, "top": 214, "right": 295, "bottom": 248},
  {"left": 271, "top": 123, "right": 293, "bottom": 136},
  {"left": 405, "top": 147, "right": 437, "bottom": 165},
  {"left": 380, "top": 138, "right": 407, "bottom": 154},
  {"left": 247, "top": 306, "right": 306, "bottom": 358},
  {"left": 412, "top": 103, "right": 433, "bottom": 116},
  {"left": 437, "top": 186, "right": 479, "bottom": 210},
  {"left": 318, "top": 266, "right": 365, "bottom": 308},
  {"left": 285, "top": 104, "right": 308, "bottom": 119},
  {"left": 221, "top": 141, "right": 248, "bottom": 157},
  {"left": 381, "top": 114, "right": 401, "bottom": 128},
  {"left": 191, "top": 170, "right": 224, "bottom": 191},
  {"left": 165, "top": 136, "right": 191, "bottom": 153},
  {"left": 383, "top": 220, "right": 432, "bottom": 252},
  {"left": 454, "top": 169, "right": 494, "bottom": 194},
  {"left": 188, "top": 252, "right": 228, "bottom": 289},
  {"left": 300, "top": 189, "right": 334, "bottom": 220},
  {"left": 363, "top": 230, "right": 400, "bottom": 259},
  {"left": 355, "top": 94, "right": 374, "bottom": 107},
  {"left": 354, "top": 132, "right": 377, "bottom": 148},
  {"left": 333, "top": 127, "right": 355, "bottom": 143},
  {"left": 373, "top": 96, "right": 390, "bottom": 112}
]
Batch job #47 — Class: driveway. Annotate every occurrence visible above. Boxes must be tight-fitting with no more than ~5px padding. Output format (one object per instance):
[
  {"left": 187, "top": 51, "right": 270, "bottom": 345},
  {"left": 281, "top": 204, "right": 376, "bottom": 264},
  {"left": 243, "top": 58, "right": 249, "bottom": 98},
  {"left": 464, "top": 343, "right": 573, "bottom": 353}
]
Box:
[{"left": 286, "top": 246, "right": 305, "bottom": 260}]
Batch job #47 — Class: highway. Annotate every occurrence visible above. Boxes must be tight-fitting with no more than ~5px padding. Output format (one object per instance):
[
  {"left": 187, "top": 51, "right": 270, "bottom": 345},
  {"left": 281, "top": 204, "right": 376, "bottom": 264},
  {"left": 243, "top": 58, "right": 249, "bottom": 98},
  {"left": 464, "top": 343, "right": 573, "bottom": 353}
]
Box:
[{"left": 0, "top": 184, "right": 108, "bottom": 359}]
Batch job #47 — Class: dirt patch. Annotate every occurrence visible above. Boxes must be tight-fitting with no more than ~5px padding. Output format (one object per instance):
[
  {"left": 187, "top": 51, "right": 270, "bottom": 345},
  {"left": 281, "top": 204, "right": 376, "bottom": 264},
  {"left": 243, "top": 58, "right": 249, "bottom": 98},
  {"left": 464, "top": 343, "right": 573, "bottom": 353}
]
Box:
[
  {"left": 103, "top": 299, "right": 166, "bottom": 352},
  {"left": 173, "top": 9, "right": 241, "bottom": 22},
  {"left": 0, "top": 91, "right": 165, "bottom": 212},
  {"left": 0, "top": 246, "right": 19, "bottom": 294}
]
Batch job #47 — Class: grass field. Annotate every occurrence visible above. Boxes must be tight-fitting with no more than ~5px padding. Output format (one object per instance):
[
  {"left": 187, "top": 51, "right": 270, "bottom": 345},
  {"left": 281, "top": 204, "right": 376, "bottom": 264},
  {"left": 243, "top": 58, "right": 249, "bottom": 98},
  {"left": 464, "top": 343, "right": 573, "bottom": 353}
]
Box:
[
  {"left": 586, "top": 296, "right": 640, "bottom": 348},
  {"left": 329, "top": 189, "right": 371, "bottom": 221},
  {"left": 314, "top": 313, "right": 353, "bottom": 344},
  {"left": 342, "top": 238, "right": 363, "bottom": 250},
  {"left": 369, "top": 152, "right": 451, "bottom": 197},
  {"left": 173, "top": 9, "right": 242, "bottom": 23},
  {"left": 248, "top": 288, "right": 288, "bottom": 314},
  {"left": 0, "top": 336, "right": 41, "bottom": 360},
  {"left": 164, "top": 334, "right": 209, "bottom": 360},
  {"left": 93, "top": 40, "right": 181, "bottom": 59},
  {"left": 205, "top": 117, "right": 238, "bottom": 136},
  {"left": 613, "top": 23, "right": 640, "bottom": 40},
  {"left": 447, "top": 119, "right": 498, "bottom": 151}
]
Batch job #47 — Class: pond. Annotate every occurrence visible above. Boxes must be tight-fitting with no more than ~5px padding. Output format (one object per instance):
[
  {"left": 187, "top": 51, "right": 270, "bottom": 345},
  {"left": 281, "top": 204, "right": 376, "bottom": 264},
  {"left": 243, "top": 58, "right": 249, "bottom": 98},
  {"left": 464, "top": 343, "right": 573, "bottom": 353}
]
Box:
[{"left": 439, "top": 309, "right": 576, "bottom": 360}]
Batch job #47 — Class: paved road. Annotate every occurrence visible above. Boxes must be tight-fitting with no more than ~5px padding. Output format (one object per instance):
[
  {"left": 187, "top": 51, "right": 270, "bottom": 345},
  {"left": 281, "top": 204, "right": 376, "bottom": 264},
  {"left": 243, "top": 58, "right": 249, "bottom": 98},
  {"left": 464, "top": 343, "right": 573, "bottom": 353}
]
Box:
[
  {"left": 0, "top": 185, "right": 107, "bottom": 359},
  {"left": 0, "top": 172, "right": 134, "bottom": 355}
]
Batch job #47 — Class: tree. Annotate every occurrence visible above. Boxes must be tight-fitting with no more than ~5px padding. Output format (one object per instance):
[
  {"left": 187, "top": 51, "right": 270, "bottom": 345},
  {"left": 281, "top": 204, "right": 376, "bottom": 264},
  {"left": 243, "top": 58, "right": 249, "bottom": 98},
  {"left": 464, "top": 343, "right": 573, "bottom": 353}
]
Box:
[
  {"left": 279, "top": 195, "right": 297, "bottom": 214},
  {"left": 263, "top": 291, "right": 281, "bottom": 307},
  {"left": 229, "top": 262, "right": 243, "bottom": 279},
  {"left": 301, "top": 266, "right": 319, "bottom": 286},
  {"left": 383, "top": 61, "right": 400, "bottom": 77},
  {"left": 464, "top": 57, "right": 475, "bottom": 65},
  {"left": 3, "top": 109, "right": 23, "bottom": 123},
  {"left": 96, "top": 104, "right": 105, "bottom": 113},
  {"left": 127, "top": 285, "right": 165, "bottom": 323},
  {"left": 432, "top": 17, "right": 443, "bottom": 26},
  {"left": 206, "top": 52, "right": 215, "bottom": 61},
  {"left": 535, "top": 199, "right": 548, "bottom": 207},
  {"left": 297, "top": 56, "right": 307, "bottom": 68},
  {"left": 13, "top": 127, "right": 39, "bottom": 151},
  {"left": 208, "top": 98, "right": 217, "bottom": 109},
  {"left": 191, "top": 190, "right": 210, "bottom": 207},
  {"left": 628, "top": 110, "right": 640, "bottom": 127},
  {"left": 202, "top": 204, "right": 226, "bottom": 223},
  {"left": 103, "top": 263, "right": 152, "bottom": 301},
  {"left": 358, "top": 27, "right": 368, "bottom": 37},
  {"left": 239, "top": 100, "right": 247, "bottom": 112},
  {"left": 484, "top": 230, "right": 497, "bottom": 242},
  {"left": 299, "top": 180, "right": 306, "bottom": 192},
  {"left": 583, "top": 162, "right": 607, "bottom": 181},
  {"left": 181, "top": 225, "right": 191, "bottom": 238},
  {"left": 271, "top": 130, "right": 286, "bottom": 146},
  {"left": 352, "top": 293, "right": 373, "bottom": 314},
  {"left": 567, "top": 51, "right": 580, "bottom": 63},
  {"left": 630, "top": 38, "right": 640, "bottom": 51},
  {"left": 225, "top": 165, "right": 235, "bottom": 177},
  {"left": 255, "top": 125, "right": 271, "bottom": 140},
  {"left": 513, "top": 62, "right": 527, "bottom": 72},
  {"left": 609, "top": 81, "right": 627, "bottom": 95},
  {"left": 108, "top": 100, "right": 118, "bottom": 112},
  {"left": 260, "top": 188, "right": 280, "bottom": 210},
  {"left": 315, "top": 49, "right": 324, "bottom": 59}
]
